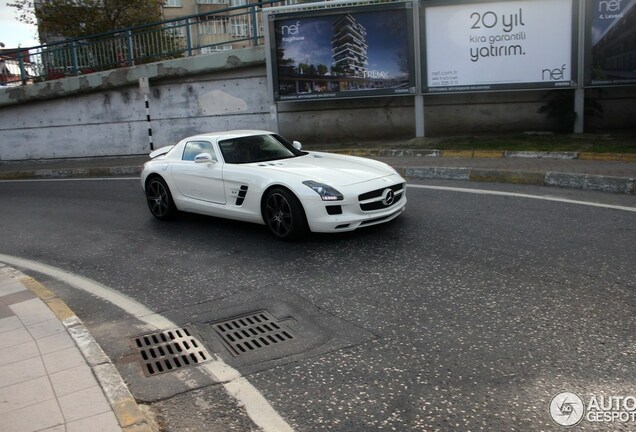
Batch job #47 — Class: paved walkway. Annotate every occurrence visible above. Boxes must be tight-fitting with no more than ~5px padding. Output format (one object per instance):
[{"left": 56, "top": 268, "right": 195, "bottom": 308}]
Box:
[{"left": 0, "top": 264, "right": 151, "bottom": 432}]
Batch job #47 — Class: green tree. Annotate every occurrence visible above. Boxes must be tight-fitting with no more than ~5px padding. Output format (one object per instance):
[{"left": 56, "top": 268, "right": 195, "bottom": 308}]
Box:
[
  {"left": 297, "top": 63, "right": 310, "bottom": 74},
  {"left": 8, "top": 0, "right": 164, "bottom": 39}
]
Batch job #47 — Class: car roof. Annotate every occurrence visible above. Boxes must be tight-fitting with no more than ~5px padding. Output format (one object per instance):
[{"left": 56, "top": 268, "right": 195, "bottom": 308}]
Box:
[{"left": 184, "top": 130, "right": 274, "bottom": 141}]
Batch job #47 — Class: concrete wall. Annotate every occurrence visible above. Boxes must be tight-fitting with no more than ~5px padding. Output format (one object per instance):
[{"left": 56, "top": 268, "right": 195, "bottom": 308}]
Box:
[
  {"left": 0, "top": 48, "right": 271, "bottom": 160},
  {"left": 0, "top": 46, "right": 634, "bottom": 160},
  {"left": 0, "top": 68, "right": 270, "bottom": 160}
]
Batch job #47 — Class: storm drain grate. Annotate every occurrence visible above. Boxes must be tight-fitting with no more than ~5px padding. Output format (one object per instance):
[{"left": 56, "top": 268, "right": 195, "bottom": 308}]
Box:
[
  {"left": 132, "top": 326, "right": 211, "bottom": 377},
  {"left": 210, "top": 311, "right": 296, "bottom": 356}
]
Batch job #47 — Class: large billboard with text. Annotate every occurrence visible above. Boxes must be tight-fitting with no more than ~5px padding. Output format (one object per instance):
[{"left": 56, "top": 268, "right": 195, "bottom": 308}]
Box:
[
  {"left": 268, "top": 3, "right": 415, "bottom": 101},
  {"left": 422, "top": 0, "right": 577, "bottom": 93},
  {"left": 586, "top": 0, "right": 636, "bottom": 86}
]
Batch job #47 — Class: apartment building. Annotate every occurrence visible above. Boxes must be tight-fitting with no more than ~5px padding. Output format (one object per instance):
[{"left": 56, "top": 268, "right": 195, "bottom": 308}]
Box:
[
  {"left": 163, "top": 0, "right": 269, "bottom": 53},
  {"left": 163, "top": 0, "right": 247, "bottom": 19}
]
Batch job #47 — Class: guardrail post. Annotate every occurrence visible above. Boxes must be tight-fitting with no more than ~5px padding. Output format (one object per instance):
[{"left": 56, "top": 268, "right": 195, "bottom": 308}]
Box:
[
  {"left": 71, "top": 41, "right": 79, "bottom": 75},
  {"left": 250, "top": 6, "right": 259, "bottom": 46},
  {"left": 17, "top": 51, "right": 27, "bottom": 85},
  {"left": 126, "top": 30, "right": 134, "bottom": 66},
  {"left": 185, "top": 18, "right": 193, "bottom": 56}
]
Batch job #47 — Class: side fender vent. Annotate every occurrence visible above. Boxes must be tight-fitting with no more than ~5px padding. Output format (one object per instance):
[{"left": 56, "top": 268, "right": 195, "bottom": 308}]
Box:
[{"left": 235, "top": 185, "right": 249, "bottom": 206}]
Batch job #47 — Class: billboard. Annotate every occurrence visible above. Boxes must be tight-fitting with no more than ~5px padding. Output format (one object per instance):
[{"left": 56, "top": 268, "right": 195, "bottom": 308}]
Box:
[
  {"left": 268, "top": 3, "right": 415, "bottom": 101},
  {"left": 422, "top": 0, "right": 577, "bottom": 93},
  {"left": 586, "top": 0, "right": 636, "bottom": 86}
]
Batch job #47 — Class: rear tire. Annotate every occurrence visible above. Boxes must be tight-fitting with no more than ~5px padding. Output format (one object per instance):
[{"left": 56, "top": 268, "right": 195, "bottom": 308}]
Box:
[
  {"left": 263, "top": 188, "right": 308, "bottom": 240},
  {"left": 146, "top": 177, "right": 177, "bottom": 220}
]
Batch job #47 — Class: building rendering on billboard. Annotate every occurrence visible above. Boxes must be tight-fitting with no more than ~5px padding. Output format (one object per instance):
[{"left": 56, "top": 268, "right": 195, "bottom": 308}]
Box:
[
  {"left": 332, "top": 14, "right": 369, "bottom": 77},
  {"left": 267, "top": 2, "right": 415, "bottom": 101},
  {"left": 421, "top": 0, "right": 577, "bottom": 93},
  {"left": 586, "top": 0, "right": 636, "bottom": 86}
]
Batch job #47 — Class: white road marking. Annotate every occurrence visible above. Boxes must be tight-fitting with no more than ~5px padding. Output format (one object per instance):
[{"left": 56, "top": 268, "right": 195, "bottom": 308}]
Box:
[
  {"left": 408, "top": 184, "right": 636, "bottom": 212},
  {"left": 0, "top": 253, "right": 294, "bottom": 432}
]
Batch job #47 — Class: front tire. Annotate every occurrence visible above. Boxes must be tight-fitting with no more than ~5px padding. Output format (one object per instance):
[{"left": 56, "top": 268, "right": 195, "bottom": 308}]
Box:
[
  {"left": 146, "top": 176, "right": 177, "bottom": 220},
  {"left": 263, "top": 188, "right": 308, "bottom": 240}
]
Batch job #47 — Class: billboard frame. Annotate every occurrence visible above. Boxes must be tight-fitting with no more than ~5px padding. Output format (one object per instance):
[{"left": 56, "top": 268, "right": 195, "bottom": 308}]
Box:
[
  {"left": 420, "top": 0, "right": 580, "bottom": 94},
  {"left": 584, "top": 0, "right": 636, "bottom": 87},
  {"left": 265, "top": 0, "right": 417, "bottom": 103}
]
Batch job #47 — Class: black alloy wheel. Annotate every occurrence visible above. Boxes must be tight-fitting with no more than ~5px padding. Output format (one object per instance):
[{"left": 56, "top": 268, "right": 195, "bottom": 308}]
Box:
[
  {"left": 264, "top": 188, "right": 308, "bottom": 240},
  {"left": 146, "top": 177, "right": 177, "bottom": 220}
]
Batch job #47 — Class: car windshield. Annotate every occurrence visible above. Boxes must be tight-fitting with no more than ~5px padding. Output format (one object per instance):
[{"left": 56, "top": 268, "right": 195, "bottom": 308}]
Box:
[{"left": 219, "top": 134, "right": 304, "bottom": 164}]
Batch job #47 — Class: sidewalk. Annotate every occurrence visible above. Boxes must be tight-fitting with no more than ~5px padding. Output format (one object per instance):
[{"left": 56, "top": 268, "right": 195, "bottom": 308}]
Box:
[
  {"left": 0, "top": 148, "right": 635, "bottom": 194},
  {"left": 0, "top": 264, "right": 152, "bottom": 432}
]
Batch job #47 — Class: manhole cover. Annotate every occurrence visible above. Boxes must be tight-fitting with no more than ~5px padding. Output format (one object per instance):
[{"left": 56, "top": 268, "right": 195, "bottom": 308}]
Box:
[
  {"left": 132, "top": 326, "right": 211, "bottom": 377},
  {"left": 210, "top": 311, "right": 296, "bottom": 356}
]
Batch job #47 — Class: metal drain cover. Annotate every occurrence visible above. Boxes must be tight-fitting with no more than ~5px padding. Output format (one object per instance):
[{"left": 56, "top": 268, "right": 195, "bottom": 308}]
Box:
[
  {"left": 132, "top": 326, "right": 211, "bottom": 377},
  {"left": 210, "top": 311, "right": 296, "bottom": 356}
]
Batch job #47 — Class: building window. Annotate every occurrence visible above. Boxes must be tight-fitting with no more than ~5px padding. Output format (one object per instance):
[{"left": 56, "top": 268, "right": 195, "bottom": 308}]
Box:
[
  {"left": 164, "top": 21, "right": 187, "bottom": 38},
  {"left": 229, "top": 0, "right": 246, "bottom": 7},
  {"left": 199, "top": 18, "right": 228, "bottom": 35},
  {"left": 164, "top": 0, "right": 182, "bottom": 7},
  {"left": 197, "top": 0, "right": 228, "bottom": 4},
  {"left": 229, "top": 18, "right": 249, "bottom": 38},
  {"left": 200, "top": 44, "right": 232, "bottom": 54}
]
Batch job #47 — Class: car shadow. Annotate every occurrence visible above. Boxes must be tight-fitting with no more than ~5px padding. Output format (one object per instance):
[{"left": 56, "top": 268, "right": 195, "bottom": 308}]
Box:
[{"left": 144, "top": 210, "right": 409, "bottom": 248}]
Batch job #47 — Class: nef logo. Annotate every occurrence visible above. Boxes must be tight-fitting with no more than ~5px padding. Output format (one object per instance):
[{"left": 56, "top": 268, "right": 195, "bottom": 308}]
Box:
[
  {"left": 280, "top": 21, "right": 301, "bottom": 36},
  {"left": 542, "top": 64, "right": 567, "bottom": 81},
  {"left": 598, "top": 0, "right": 622, "bottom": 12},
  {"left": 598, "top": 0, "right": 624, "bottom": 19},
  {"left": 280, "top": 21, "right": 305, "bottom": 43}
]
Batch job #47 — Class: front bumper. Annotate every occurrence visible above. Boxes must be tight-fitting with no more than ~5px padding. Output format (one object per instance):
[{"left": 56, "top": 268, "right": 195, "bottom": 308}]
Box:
[{"left": 302, "top": 179, "right": 407, "bottom": 233}]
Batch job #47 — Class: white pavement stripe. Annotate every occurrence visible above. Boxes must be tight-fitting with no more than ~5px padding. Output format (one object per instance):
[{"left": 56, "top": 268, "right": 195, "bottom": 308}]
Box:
[
  {"left": 0, "top": 254, "right": 294, "bottom": 432},
  {"left": 407, "top": 184, "right": 636, "bottom": 212}
]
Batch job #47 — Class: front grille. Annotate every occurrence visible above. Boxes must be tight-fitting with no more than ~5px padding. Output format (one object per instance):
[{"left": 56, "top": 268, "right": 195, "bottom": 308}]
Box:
[{"left": 358, "top": 183, "right": 405, "bottom": 211}]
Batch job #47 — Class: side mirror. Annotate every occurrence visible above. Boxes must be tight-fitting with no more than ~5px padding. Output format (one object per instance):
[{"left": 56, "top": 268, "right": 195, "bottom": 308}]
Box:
[
  {"left": 292, "top": 141, "right": 302, "bottom": 151},
  {"left": 194, "top": 152, "right": 215, "bottom": 164}
]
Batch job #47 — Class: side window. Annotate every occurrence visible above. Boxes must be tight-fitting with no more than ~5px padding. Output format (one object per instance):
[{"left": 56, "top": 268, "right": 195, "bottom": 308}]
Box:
[{"left": 182, "top": 141, "right": 217, "bottom": 161}]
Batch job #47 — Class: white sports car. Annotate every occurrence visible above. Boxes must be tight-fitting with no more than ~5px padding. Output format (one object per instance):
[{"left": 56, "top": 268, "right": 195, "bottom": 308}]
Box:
[{"left": 141, "top": 130, "right": 406, "bottom": 239}]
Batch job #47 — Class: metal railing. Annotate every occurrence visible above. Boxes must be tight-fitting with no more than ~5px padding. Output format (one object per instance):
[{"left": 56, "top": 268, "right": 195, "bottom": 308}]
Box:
[{"left": 0, "top": 0, "right": 290, "bottom": 86}]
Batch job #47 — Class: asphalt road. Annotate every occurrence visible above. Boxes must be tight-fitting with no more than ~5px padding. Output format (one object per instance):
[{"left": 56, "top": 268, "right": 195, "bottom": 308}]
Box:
[{"left": 0, "top": 178, "right": 635, "bottom": 431}]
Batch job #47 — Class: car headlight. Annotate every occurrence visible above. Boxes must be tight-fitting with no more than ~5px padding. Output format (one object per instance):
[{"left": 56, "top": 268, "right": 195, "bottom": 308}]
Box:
[{"left": 303, "top": 181, "right": 343, "bottom": 201}]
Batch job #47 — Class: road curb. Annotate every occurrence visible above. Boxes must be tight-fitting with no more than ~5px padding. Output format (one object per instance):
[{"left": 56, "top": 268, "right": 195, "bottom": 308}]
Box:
[
  {"left": 580, "top": 152, "right": 636, "bottom": 162},
  {"left": 400, "top": 166, "right": 636, "bottom": 195},
  {"left": 544, "top": 172, "right": 636, "bottom": 194},
  {"left": 329, "top": 149, "right": 636, "bottom": 162},
  {"left": 469, "top": 168, "right": 545, "bottom": 186},
  {"left": 2, "top": 163, "right": 634, "bottom": 195},
  {"left": 0, "top": 152, "right": 634, "bottom": 195},
  {"left": 17, "top": 272, "right": 153, "bottom": 432},
  {"left": 0, "top": 166, "right": 142, "bottom": 180}
]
